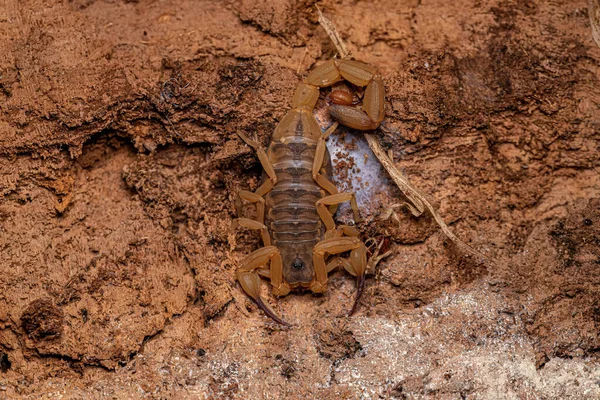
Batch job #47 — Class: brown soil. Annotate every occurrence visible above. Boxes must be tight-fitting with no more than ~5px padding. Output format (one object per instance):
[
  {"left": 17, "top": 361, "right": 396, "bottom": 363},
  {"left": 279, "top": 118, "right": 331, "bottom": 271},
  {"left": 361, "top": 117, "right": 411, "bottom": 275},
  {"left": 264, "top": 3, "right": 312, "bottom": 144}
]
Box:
[{"left": 1, "top": 0, "right": 599, "bottom": 398}]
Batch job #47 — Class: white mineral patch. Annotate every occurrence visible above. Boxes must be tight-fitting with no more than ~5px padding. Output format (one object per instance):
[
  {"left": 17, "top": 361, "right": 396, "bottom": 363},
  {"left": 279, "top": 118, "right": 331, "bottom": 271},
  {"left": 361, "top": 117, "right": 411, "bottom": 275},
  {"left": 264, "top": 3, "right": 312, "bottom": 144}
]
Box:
[{"left": 314, "top": 113, "right": 393, "bottom": 222}]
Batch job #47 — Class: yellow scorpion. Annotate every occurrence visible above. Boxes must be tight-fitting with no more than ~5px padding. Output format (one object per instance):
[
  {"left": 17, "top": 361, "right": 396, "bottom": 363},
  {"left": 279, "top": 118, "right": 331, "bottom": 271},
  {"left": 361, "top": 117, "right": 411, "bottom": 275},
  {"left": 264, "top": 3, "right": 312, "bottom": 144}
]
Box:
[{"left": 232, "top": 57, "right": 389, "bottom": 325}]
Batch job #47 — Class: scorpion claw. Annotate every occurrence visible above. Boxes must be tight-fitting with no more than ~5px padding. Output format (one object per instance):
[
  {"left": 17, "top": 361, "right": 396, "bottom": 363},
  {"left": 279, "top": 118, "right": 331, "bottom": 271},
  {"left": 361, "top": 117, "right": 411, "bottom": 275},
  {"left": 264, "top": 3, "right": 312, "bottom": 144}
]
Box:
[{"left": 252, "top": 296, "right": 291, "bottom": 327}]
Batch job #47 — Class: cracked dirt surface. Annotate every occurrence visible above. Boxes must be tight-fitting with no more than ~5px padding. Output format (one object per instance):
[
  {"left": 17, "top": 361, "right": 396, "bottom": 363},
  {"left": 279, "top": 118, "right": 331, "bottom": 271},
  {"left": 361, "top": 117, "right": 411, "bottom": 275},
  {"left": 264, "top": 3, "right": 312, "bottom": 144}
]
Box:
[{"left": 1, "top": 0, "right": 599, "bottom": 398}]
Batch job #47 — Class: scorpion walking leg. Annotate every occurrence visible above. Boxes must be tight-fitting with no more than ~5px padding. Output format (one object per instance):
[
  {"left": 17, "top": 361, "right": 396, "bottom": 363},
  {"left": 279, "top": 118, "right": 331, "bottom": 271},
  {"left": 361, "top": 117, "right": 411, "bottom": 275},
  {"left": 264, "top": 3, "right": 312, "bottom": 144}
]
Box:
[
  {"left": 323, "top": 223, "right": 361, "bottom": 275},
  {"left": 305, "top": 59, "right": 385, "bottom": 131},
  {"left": 236, "top": 132, "right": 278, "bottom": 223},
  {"left": 312, "top": 236, "right": 368, "bottom": 314},
  {"left": 331, "top": 225, "right": 360, "bottom": 238},
  {"left": 323, "top": 236, "right": 392, "bottom": 313},
  {"left": 316, "top": 192, "right": 362, "bottom": 233},
  {"left": 314, "top": 140, "right": 363, "bottom": 237},
  {"left": 230, "top": 219, "right": 287, "bottom": 295},
  {"left": 326, "top": 231, "right": 390, "bottom": 273},
  {"left": 236, "top": 245, "right": 290, "bottom": 326},
  {"left": 311, "top": 121, "right": 339, "bottom": 196},
  {"left": 229, "top": 217, "right": 271, "bottom": 247},
  {"left": 234, "top": 191, "right": 266, "bottom": 225}
]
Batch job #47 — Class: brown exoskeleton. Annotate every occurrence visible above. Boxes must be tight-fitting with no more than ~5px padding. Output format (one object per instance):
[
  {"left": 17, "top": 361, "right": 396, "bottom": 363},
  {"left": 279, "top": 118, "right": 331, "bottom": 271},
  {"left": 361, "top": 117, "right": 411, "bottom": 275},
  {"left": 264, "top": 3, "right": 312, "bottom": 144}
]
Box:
[{"left": 232, "top": 58, "right": 389, "bottom": 325}]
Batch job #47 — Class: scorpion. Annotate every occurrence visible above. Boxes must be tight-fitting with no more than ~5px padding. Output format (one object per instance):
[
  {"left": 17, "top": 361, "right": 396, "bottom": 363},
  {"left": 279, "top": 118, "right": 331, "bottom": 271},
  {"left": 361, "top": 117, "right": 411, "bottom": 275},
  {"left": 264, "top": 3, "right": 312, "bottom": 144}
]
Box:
[{"left": 232, "top": 56, "right": 390, "bottom": 326}]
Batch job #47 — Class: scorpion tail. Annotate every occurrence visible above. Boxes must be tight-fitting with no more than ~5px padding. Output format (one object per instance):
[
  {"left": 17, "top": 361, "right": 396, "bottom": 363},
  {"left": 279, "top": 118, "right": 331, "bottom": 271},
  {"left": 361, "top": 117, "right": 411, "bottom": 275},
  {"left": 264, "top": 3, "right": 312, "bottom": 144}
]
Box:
[
  {"left": 253, "top": 296, "right": 291, "bottom": 327},
  {"left": 348, "top": 272, "right": 366, "bottom": 316},
  {"left": 238, "top": 269, "right": 291, "bottom": 326}
]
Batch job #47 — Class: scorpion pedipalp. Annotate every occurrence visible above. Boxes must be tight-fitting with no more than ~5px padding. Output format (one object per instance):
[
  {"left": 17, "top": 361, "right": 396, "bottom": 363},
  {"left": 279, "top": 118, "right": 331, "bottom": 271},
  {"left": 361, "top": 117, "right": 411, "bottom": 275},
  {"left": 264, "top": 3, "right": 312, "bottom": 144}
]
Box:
[{"left": 325, "top": 60, "right": 385, "bottom": 131}]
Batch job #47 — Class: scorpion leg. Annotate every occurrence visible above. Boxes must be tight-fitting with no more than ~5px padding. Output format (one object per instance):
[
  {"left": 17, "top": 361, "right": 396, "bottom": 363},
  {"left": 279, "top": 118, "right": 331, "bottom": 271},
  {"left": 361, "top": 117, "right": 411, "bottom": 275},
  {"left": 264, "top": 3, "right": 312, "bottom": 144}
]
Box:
[
  {"left": 316, "top": 192, "right": 362, "bottom": 233},
  {"left": 326, "top": 235, "right": 388, "bottom": 273},
  {"left": 236, "top": 245, "right": 290, "bottom": 326},
  {"left": 229, "top": 217, "right": 271, "bottom": 246},
  {"left": 237, "top": 132, "right": 277, "bottom": 198},
  {"left": 234, "top": 191, "right": 266, "bottom": 225},
  {"left": 322, "top": 238, "right": 392, "bottom": 314},
  {"left": 312, "top": 236, "right": 367, "bottom": 314},
  {"left": 321, "top": 221, "right": 360, "bottom": 240},
  {"left": 236, "top": 132, "right": 278, "bottom": 224},
  {"left": 331, "top": 225, "right": 360, "bottom": 238},
  {"left": 323, "top": 226, "right": 360, "bottom": 268},
  {"left": 326, "top": 257, "right": 352, "bottom": 273},
  {"left": 311, "top": 121, "right": 339, "bottom": 196}
]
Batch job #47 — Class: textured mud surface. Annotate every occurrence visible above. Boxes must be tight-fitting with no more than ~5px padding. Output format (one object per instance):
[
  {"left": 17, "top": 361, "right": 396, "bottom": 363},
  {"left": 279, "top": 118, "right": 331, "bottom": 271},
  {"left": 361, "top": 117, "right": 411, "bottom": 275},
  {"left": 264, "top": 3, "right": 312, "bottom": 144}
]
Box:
[{"left": 1, "top": 0, "right": 599, "bottom": 398}]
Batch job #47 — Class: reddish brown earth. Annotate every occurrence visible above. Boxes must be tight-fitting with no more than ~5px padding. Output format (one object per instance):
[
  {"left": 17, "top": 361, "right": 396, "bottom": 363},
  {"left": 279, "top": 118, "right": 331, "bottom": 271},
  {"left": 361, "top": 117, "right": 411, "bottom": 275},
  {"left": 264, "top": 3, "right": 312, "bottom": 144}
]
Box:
[{"left": 1, "top": 0, "right": 599, "bottom": 398}]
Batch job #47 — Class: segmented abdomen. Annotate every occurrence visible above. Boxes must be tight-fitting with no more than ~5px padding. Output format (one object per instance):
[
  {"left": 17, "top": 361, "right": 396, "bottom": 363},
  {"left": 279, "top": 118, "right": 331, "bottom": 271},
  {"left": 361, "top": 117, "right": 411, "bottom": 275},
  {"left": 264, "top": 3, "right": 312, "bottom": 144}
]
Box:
[{"left": 265, "top": 136, "right": 327, "bottom": 247}]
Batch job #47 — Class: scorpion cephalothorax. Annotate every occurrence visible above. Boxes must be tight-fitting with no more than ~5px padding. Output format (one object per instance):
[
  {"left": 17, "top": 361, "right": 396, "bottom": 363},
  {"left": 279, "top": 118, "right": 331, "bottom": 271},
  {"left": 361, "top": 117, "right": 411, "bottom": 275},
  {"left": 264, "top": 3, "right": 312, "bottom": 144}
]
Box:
[{"left": 231, "top": 57, "right": 389, "bottom": 325}]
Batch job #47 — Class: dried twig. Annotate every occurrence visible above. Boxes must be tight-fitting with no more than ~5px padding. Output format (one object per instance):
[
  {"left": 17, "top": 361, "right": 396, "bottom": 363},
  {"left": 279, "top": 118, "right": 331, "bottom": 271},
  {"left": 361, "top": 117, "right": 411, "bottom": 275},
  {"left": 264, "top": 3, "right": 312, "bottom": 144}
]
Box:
[{"left": 316, "top": 6, "right": 350, "bottom": 60}]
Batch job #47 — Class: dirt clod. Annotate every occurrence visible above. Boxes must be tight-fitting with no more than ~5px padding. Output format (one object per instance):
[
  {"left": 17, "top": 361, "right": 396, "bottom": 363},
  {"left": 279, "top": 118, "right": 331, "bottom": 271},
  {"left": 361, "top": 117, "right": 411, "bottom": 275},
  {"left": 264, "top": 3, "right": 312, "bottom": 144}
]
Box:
[
  {"left": 315, "top": 319, "right": 362, "bottom": 363},
  {"left": 0, "top": 352, "right": 11, "bottom": 372},
  {"left": 20, "top": 299, "right": 64, "bottom": 341}
]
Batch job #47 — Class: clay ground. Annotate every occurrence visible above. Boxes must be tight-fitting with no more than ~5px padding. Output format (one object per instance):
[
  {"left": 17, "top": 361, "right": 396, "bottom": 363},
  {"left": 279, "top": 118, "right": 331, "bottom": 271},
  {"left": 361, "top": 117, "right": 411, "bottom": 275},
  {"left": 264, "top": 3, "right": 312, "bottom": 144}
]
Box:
[{"left": 1, "top": 0, "right": 599, "bottom": 398}]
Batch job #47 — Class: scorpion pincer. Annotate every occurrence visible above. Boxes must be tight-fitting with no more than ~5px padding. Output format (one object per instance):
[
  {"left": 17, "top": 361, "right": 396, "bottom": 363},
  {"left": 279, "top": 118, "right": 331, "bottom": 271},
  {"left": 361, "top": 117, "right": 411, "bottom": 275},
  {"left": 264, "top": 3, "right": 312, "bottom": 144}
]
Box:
[{"left": 232, "top": 58, "right": 387, "bottom": 325}]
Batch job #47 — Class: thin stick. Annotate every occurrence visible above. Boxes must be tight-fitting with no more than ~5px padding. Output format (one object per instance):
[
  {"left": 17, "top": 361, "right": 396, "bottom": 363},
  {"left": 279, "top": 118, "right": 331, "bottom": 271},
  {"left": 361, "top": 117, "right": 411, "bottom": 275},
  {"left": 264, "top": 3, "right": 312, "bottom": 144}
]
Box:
[{"left": 316, "top": 6, "right": 350, "bottom": 59}]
